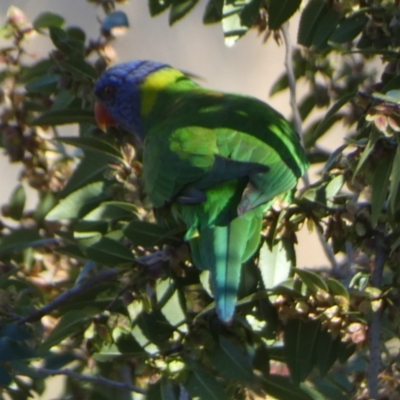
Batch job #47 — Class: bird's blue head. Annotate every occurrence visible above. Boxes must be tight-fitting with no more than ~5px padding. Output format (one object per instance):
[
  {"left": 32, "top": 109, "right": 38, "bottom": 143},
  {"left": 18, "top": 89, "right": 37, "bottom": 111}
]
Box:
[{"left": 94, "top": 60, "right": 168, "bottom": 139}]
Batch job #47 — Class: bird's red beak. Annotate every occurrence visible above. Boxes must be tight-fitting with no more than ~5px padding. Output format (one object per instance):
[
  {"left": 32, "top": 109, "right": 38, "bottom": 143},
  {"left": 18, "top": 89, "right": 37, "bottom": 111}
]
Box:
[{"left": 95, "top": 101, "right": 117, "bottom": 132}]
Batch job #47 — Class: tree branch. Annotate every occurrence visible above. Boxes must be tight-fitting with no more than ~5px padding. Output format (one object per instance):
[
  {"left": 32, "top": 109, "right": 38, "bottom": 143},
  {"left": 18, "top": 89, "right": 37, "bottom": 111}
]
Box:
[
  {"left": 368, "top": 230, "right": 385, "bottom": 399},
  {"left": 19, "top": 268, "right": 120, "bottom": 324},
  {"left": 280, "top": 22, "right": 338, "bottom": 271},
  {"left": 37, "top": 368, "right": 147, "bottom": 395}
]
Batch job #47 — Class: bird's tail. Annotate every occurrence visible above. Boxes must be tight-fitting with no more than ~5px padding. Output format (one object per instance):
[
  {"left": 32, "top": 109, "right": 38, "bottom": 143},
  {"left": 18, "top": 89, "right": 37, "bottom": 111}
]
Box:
[{"left": 190, "top": 211, "right": 262, "bottom": 322}]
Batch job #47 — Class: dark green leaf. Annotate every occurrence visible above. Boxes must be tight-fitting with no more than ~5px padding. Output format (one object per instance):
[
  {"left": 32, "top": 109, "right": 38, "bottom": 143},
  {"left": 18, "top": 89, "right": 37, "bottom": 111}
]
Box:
[
  {"left": 299, "top": 94, "right": 317, "bottom": 121},
  {"left": 0, "top": 338, "right": 34, "bottom": 361},
  {"left": 329, "top": 13, "right": 368, "bottom": 44},
  {"left": 263, "top": 375, "right": 321, "bottom": 400},
  {"left": 326, "top": 278, "right": 349, "bottom": 301},
  {"left": 56, "top": 137, "right": 122, "bottom": 161},
  {"left": 169, "top": 0, "right": 199, "bottom": 25},
  {"left": 0, "top": 364, "right": 12, "bottom": 386},
  {"left": 124, "top": 220, "right": 177, "bottom": 247},
  {"left": 33, "top": 12, "right": 65, "bottom": 30},
  {"left": 184, "top": 363, "right": 228, "bottom": 400},
  {"left": 66, "top": 26, "right": 86, "bottom": 42},
  {"left": 149, "top": 0, "right": 172, "bottom": 15},
  {"left": 60, "top": 151, "right": 114, "bottom": 197},
  {"left": 31, "top": 109, "right": 95, "bottom": 126},
  {"left": 0, "top": 229, "right": 42, "bottom": 256},
  {"left": 0, "top": 323, "right": 33, "bottom": 341},
  {"left": 39, "top": 308, "right": 98, "bottom": 353},
  {"left": 323, "top": 144, "right": 347, "bottom": 173},
  {"left": 8, "top": 184, "right": 26, "bottom": 221},
  {"left": 211, "top": 336, "right": 254, "bottom": 382},
  {"left": 298, "top": 0, "right": 326, "bottom": 47},
  {"left": 25, "top": 75, "right": 59, "bottom": 94},
  {"left": 316, "top": 329, "right": 340, "bottom": 376},
  {"left": 353, "top": 129, "right": 380, "bottom": 180},
  {"left": 222, "top": 0, "right": 252, "bottom": 47},
  {"left": 294, "top": 268, "right": 329, "bottom": 293},
  {"left": 203, "top": 0, "right": 223, "bottom": 24},
  {"left": 311, "top": 9, "right": 342, "bottom": 50},
  {"left": 83, "top": 201, "right": 137, "bottom": 222},
  {"left": 34, "top": 191, "right": 58, "bottom": 223},
  {"left": 311, "top": 92, "right": 356, "bottom": 146},
  {"left": 268, "top": 0, "right": 301, "bottom": 30},
  {"left": 240, "top": 0, "right": 261, "bottom": 27},
  {"left": 389, "top": 143, "right": 400, "bottom": 216},
  {"left": 371, "top": 156, "right": 392, "bottom": 226},
  {"left": 46, "top": 181, "right": 109, "bottom": 220},
  {"left": 284, "top": 319, "right": 320, "bottom": 384},
  {"left": 85, "top": 237, "right": 135, "bottom": 266},
  {"left": 136, "top": 309, "right": 174, "bottom": 347},
  {"left": 60, "top": 58, "right": 98, "bottom": 79}
]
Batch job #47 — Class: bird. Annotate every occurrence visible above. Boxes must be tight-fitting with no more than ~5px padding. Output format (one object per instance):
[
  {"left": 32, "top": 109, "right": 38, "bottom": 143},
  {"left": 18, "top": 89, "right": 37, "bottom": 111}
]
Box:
[{"left": 94, "top": 60, "right": 309, "bottom": 322}]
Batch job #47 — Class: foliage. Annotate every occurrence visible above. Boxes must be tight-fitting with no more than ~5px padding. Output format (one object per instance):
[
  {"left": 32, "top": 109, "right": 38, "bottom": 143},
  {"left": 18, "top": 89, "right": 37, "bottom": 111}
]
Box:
[{"left": 0, "top": 0, "right": 399, "bottom": 399}]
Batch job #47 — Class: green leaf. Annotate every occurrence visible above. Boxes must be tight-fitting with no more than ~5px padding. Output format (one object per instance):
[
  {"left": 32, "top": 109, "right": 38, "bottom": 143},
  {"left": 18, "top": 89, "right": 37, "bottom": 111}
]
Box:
[
  {"left": 353, "top": 129, "right": 380, "bottom": 180},
  {"left": 60, "top": 58, "right": 98, "bottom": 80},
  {"left": 33, "top": 12, "right": 65, "bottom": 30},
  {"left": 83, "top": 201, "right": 137, "bottom": 222},
  {"left": 329, "top": 12, "right": 368, "bottom": 44},
  {"left": 0, "top": 323, "right": 33, "bottom": 341},
  {"left": 311, "top": 9, "right": 342, "bottom": 50},
  {"left": 262, "top": 375, "right": 321, "bottom": 400},
  {"left": 169, "top": 0, "right": 199, "bottom": 25},
  {"left": 0, "top": 229, "right": 42, "bottom": 256},
  {"left": 60, "top": 151, "right": 114, "bottom": 197},
  {"left": 136, "top": 309, "right": 174, "bottom": 347},
  {"left": 31, "top": 109, "right": 95, "bottom": 126},
  {"left": 56, "top": 137, "right": 122, "bottom": 161},
  {"left": 210, "top": 336, "right": 254, "bottom": 382},
  {"left": 326, "top": 278, "right": 349, "bottom": 301},
  {"left": 389, "top": 143, "right": 400, "bottom": 216},
  {"left": 124, "top": 220, "right": 177, "bottom": 247},
  {"left": 268, "top": 0, "right": 301, "bottom": 30},
  {"left": 85, "top": 237, "right": 135, "bottom": 266},
  {"left": 149, "top": 0, "right": 172, "bottom": 15},
  {"left": 325, "top": 174, "right": 344, "bottom": 200},
  {"left": 258, "top": 240, "right": 292, "bottom": 289},
  {"left": 371, "top": 156, "right": 392, "bottom": 226},
  {"left": 46, "top": 181, "right": 109, "bottom": 221},
  {"left": 203, "top": 0, "right": 223, "bottom": 24},
  {"left": 34, "top": 191, "right": 58, "bottom": 223},
  {"left": 311, "top": 92, "right": 356, "bottom": 146},
  {"left": 294, "top": 268, "right": 329, "bottom": 293},
  {"left": 222, "top": 0, "right": 252, "bottom": 47},
  {"left": 298, "top": 0, "right": 326, "bottom": 47},
  {"left": 0, "top": 338, "right": 34, "bottom": 361},
  {"left": 316, "top": 329, "right": 341, "bottom": 376},
  {"left": 0, "top": 364, "right": 12, "bottom": 386},
  {"left": 184, "top": 363, "right": 228, "bottom": 400},
  {"left": 39, "top": 308, "right": 98, "bottom": 352},
  {"left": 284, "top": 319, "right": 320, "bottom": 384},
  {"left": 25, "top": 75, "right": 59, "bottom": 94},
  {"left": 8, "top": 184, "right": 26, "bottom": 221},
  {"left": 49, "top": 26, "right": 84, "bottom": 56},
  {"left": 323, "top": 144, "right": 347, "bottom": 173}
]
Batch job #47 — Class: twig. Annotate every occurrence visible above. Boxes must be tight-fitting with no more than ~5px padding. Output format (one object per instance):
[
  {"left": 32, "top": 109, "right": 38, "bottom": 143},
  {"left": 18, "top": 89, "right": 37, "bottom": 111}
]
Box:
[
  {"left": 37, "top": 368, "right": 147, "bottom": 395},
  {"left": 280, "top": 22, "right": 338, "bottom": 271},
  {"left": 368, "top": 230, "right": 385, "bottom": 399},
  {"left": 19, "top": 268, "right": 120, "bottom": 324}
]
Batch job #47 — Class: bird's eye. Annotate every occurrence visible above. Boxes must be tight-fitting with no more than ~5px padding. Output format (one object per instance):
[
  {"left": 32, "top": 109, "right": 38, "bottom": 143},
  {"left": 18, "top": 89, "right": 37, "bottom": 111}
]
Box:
[{"left": 103, "top": 85, "right": 115, "bottom": 99}]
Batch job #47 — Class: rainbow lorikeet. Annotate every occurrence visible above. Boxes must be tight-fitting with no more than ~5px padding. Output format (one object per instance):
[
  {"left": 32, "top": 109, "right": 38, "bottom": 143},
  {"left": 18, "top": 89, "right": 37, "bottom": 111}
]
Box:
[{"left": 94, "top": 60, "right": 308, "bottom": 322}]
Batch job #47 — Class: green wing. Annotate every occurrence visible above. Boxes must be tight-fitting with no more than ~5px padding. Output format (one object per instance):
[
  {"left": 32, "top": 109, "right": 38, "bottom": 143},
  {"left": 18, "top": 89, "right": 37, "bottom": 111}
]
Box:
[{"left": 142, "top": 85, "right": 308, "bottom": 321}]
